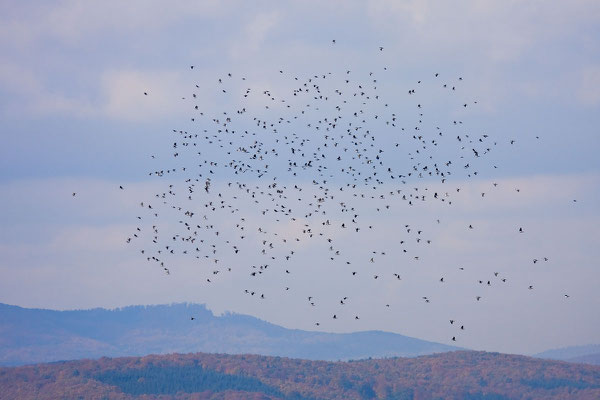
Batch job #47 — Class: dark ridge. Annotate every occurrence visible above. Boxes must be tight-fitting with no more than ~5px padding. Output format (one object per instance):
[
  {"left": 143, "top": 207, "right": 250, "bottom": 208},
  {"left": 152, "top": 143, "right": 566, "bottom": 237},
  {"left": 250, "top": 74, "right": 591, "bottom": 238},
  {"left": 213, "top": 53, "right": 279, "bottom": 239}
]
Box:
[{"left": 93, "top": 363, "right": 285, "bottom": 397}]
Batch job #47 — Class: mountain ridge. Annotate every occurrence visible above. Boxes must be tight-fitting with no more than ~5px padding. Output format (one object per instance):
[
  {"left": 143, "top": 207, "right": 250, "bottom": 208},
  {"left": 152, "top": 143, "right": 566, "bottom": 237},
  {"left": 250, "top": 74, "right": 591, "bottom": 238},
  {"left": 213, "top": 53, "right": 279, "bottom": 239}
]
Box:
[
  {"left": 0, "top": 302, "right": 458, "bottom": 366},
  {"left": 534, "top": 344, "right": 600, "bottom": 365}
]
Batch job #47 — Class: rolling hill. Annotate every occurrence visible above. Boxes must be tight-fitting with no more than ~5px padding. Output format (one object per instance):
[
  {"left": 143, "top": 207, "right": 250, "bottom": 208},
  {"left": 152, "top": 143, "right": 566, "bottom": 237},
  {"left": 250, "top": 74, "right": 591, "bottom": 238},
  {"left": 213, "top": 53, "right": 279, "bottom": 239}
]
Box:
[{"left": 1, "top": 350, "right": 599, "bottom": 399}]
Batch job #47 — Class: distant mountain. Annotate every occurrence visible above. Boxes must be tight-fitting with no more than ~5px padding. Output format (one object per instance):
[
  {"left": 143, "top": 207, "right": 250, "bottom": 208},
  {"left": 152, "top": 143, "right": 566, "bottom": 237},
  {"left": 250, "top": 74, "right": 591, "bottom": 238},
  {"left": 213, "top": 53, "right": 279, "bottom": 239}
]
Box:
[
  {"left": 1, "top": 350, "right": 599, "bottom": 399},
  {"left": 566, "top": 353, "right": 600, "bottom": 366},
  {"left": 535, "top": 344, "right": 600, "bottom": 365},
  {"left": 0, "top": 303, "right": 458, "bottom": 366}
]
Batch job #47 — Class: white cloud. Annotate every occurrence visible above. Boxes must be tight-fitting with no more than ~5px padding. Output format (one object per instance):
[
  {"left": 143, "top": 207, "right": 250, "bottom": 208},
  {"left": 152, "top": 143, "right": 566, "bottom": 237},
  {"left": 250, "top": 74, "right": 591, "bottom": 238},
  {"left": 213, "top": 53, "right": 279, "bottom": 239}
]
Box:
[
  {"left": 0, "top": 1, "right": 228, "bottom": 120},
  {"left": 578, "top": 65, "right": 600, "bottom": 106},
  {"left": 0, "top": 1, "right": 226, "bottom": 47},
  {"left": 429, "top": 173, "right": 598, "bottom": 212},
  {"left": 48, "top": 224, "right": 132, "bottom": 254},
  {"left": 230, "top": 11, "right": 281, "bottom": 60},
  {"left": 2, "top": 0, "right": 598, "bottom": 120},
  {"left": 363, "top": 0, "right": 600, "bottom": 108},
  {"left": 0, "top": 62, "right": 95, "bottom": 116},
  {"left": 366, "top": 0, "right": 600, "bottom": 61},
  {"left": 101, "top": 69, "right": 189, "bottom": 121},
  {"left": 0, "top": 64, "right": 204, "bottom": 121}
]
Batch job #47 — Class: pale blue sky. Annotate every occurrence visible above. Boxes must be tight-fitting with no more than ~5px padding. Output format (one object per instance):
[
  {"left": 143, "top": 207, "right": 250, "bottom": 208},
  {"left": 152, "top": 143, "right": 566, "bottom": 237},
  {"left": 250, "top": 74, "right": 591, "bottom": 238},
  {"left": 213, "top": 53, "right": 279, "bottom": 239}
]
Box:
[{"left": 1, "top": 1, "right": 599, "bottom": 355}]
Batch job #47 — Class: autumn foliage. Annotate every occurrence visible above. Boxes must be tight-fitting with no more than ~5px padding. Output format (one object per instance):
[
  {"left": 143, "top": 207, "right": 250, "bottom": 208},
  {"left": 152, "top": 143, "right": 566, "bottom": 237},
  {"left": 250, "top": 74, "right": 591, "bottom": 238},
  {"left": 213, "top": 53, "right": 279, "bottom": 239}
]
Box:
[{"left": 1, "top": 351, "right": 599, "bottom": 399}]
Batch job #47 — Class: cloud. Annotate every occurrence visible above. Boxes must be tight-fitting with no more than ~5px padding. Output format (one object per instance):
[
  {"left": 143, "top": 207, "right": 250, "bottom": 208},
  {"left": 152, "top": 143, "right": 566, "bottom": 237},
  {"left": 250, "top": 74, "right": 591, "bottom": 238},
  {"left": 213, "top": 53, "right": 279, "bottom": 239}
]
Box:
[
  {"left": 101, "top": 69, "right": 189, "bottom": 121},
  {"left": 48, "top": 225, "right": 132, "bottom": 254},
  {"left": 0, "top": 1, "right": 228, "bottom": 120},
  {"left": 578, "top": 65, "right": 600, "bottom": 106},
  {"left": 2, "top": 0, "right": 598, "bottom": 121},
  {"left": 230, "top": 11, "right": 281, "bottom": 60},
  {"left": 427, "top": 173, "right": 599, "bottom": 213},
  {"left": 366, "top": 0, "right": 600, "bottom": 61},
  {"left": 0, "top": 1, "right": 226, "bottom": 47},
  {"left": 363, "top": 0, "right": 600, "bottom": 109},
  {"left": 0, "top": 63, "right": 204, "bottom": 121},
  {"left": 0, "top": 62, "right": 95, "bottom": 116}
]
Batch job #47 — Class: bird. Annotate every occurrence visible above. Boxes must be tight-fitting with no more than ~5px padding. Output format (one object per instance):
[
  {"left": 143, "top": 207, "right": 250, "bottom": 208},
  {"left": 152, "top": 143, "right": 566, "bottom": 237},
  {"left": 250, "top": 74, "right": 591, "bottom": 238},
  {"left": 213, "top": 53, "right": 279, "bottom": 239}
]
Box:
[{"left": 124, "top": 49, "right": 559, "bottom": 343}]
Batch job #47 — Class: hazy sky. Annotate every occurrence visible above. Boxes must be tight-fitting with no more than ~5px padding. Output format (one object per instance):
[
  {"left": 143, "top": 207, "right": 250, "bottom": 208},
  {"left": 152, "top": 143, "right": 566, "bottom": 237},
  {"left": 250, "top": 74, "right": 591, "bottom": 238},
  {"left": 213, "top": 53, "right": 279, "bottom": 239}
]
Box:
[{"left": 1, "top": 1, "right": 599, "bottom": 355}]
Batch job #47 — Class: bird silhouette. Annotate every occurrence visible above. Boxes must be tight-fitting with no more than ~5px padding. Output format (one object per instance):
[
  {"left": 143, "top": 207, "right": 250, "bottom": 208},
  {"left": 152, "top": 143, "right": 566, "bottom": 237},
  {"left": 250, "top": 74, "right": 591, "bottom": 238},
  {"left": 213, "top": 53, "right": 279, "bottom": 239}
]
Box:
[{"left": 122, "top": 43, "right": 559, "bottom": 341}]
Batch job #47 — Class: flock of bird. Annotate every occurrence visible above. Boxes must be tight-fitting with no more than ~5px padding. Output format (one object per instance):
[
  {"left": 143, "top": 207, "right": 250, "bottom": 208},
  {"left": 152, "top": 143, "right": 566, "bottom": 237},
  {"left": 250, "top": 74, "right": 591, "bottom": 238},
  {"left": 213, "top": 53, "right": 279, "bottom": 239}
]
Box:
[{"left": 77, "top": 42, "right": 570, "bottom": 343}]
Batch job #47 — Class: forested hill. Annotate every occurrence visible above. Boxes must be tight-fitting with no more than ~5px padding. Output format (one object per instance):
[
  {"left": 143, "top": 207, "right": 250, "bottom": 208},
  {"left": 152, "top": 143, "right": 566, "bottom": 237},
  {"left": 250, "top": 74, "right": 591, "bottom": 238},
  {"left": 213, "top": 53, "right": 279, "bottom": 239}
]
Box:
[
  {"left": 1, "top": 351, "right": 599, "bottom": 399},
  {"left": 0, "top": 303, "right": 457, "bottom": 366}
]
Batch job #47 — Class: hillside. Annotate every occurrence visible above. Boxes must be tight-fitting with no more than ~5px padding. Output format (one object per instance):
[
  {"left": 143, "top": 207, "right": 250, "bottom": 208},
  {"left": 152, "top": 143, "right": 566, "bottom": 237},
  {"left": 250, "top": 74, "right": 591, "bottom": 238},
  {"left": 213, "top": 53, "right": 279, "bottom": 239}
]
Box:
[
  {"left": 1, "top": 350, "right": 599, "bottom": 399},
  {"left": 0, "top": 303, "right": 457, "bottom": 366}
]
